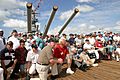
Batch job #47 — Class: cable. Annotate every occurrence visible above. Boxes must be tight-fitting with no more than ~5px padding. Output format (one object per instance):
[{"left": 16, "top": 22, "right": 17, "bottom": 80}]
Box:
[{"left": 33, "top": 0, "right": 42, "bottom": 13}]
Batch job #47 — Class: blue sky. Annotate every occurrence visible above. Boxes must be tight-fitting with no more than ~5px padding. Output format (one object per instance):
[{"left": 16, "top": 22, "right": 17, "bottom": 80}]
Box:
[{"left": 0, "top": 0, "right": 120, "bottom": 37}]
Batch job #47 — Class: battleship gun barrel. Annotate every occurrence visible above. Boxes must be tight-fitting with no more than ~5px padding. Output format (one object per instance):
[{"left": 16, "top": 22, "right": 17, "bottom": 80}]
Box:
[
  {"left": 43, "top": 6, "right": 58, "bottom": 39},
  {"left": 26, "top": 3, "right": 32, "bottom": 32},
  {"left": 58, "top": 8, "right": 79, "bottom": 36}
]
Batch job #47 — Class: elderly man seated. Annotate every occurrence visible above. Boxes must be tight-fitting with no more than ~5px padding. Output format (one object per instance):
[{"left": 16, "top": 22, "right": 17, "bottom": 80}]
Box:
[
  {"left": 69, "top": 46, "right": 88, "bottom": 72},
  {"left": 51, "top": 37, "right": 74, "bottom": 79},
  {"left": 80, "top": 49, "right": 98, "bottom": 67},
  {"left": 69, "top": 45, "right": 98, "bottom": 72},
  {"left": 83, "top": 39, "right": 99, "bottom": 66}
]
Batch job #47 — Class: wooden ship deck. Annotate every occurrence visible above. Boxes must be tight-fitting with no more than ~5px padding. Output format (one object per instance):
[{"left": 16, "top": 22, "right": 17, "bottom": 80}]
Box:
[{"left": 29, "top": 60, "right": 120, "bottom": 80}]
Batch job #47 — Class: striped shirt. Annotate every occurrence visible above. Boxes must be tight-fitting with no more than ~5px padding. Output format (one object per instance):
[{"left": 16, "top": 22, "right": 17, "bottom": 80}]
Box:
[{"left": 0, "top": 48, "right": 15, "bottom": 66}]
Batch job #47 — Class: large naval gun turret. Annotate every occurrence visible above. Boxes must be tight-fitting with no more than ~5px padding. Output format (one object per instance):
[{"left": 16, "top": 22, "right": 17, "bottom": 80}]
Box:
[
  {"left": 58, "top": 8, "right": 79, "bottom": 36},
  {"left": 43, "top": 6, "right": 58, "bottom": 39}
]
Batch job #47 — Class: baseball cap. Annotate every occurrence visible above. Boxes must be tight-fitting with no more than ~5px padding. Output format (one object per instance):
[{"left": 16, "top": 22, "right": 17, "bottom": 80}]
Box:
[
  {"left": 69, "top": 33, "right": 74, "bottom": 36},
  {"left": 62, "top": 33, "right": 67, "bottom": 36},
  {"left": 48, "top": 38, "right": 56, "bottom": 43},
  {"left": 85, "top": 39, "right": 89, "bottom": 42},
  {"left": 22, "top": 33, "right": 27, "bottom": 37},
  {"left": 31, "top": 44, "right": 38, "bottom": 49},
  {"left": 12, "top": 30, "right": 17, "bottom": 33}
]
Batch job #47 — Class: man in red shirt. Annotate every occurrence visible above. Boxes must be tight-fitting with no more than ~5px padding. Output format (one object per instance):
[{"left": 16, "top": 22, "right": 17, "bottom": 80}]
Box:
[
  {"left": 51, "top": 37, "right": 74, "bottom": 79},
  {"left": 53, "top": 42, "right": 69, "bottom": 60},
  {"left": 95, "top": 39, "right": 103, "bottom": 49},
  {"left": 95, "top": 39, "right": 104, "bottom": 60}
]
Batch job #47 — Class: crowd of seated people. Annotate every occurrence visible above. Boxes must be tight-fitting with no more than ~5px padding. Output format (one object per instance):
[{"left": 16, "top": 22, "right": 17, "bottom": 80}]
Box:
[{"left": 0, "top": 29, "right": 120, "bottom": 80}]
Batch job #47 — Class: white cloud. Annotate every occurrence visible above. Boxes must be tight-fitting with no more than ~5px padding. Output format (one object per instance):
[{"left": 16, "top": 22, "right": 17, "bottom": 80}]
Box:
[
  {"left": 49, "top": 23, "right": 99, "bottom": 35},
  {"left": 116, "top": 21, "right": 120, "bottom": 26},
  {"left": 112, "top": 21, "right": 120, "bottom": 32},
  {"left": 18, "top": 1, "right": 27, "bottom": 7},
  {"left": 0, "top": 9, "right": 25, "bottom": 21},
  {"left": 103, "top": 27, "right": 111, "bottom": 32},
  {"left": 0, "top": 0, "right": 27, "bottom": 9},
  {"left": 3, "top": 19, "right": 27, "bottom": 28},
  {"left": 80, "top": 23, "right": 87, "bottom": 27},
  {"left": 0, "top": 0, "right": 27, "bottom": 20},
  {"left": 75, "top": 5, "right": 94, "bottom": 12},
  {"left": 89, "top": 25, "right": 96, "bottom": 29},
  {"left": 48, "top": 26, "right": 62, "bottom": 35},
  {"left": 59, "top": 4, "right": 94, "bottom": 20},
  {"left": 0, "top": 10, "right": 11, "bottom": 21},
  {"left": 59, "top": 10, "right": 73, "bottom": 20},
  {"left": 113, "top": 26, "right": 120, "bottom": 30},
  {"left": 10, "top": 9, "right": 25, "bottom": 16},
  {"left": 109, "top": 21, "right": 120, "bottom": 31},
  {"left": 76, "top": 0, "right": 95, "bottom": 3},
  {"left": 42, "top": 11, "right": 51, "bottom": 17}
]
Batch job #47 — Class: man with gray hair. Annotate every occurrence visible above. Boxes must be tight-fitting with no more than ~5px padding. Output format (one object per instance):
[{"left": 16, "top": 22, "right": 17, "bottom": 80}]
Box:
[
  {"left": 51, "top": 37, "right": 74, "bottom": 79},
  {"left": 69, "top": 46, "right": 88, "bottom": 72}
]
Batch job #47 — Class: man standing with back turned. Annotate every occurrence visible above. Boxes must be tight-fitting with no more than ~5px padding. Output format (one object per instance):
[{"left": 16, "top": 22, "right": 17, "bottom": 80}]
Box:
[{"left": 36, "top": 40, "right": 63, "bottom": 80}]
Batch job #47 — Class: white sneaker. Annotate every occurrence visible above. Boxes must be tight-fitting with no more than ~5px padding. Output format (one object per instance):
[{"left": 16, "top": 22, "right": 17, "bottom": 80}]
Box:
[
  {"left": 117, "top": 59, "right": 119, "bottom": 62},
  {"left": 92, "top": 63, "right": 98, "bottom": 67},
  {"left": 66, "top": 68, "right": 74, "bottom": 74}
]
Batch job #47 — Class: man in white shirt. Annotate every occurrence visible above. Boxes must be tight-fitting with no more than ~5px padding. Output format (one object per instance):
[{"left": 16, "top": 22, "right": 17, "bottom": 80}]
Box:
[
  {"left": 83, "top": 39, "right": 92, "bottom": 50},
  {"left": 26, "top": 44, "right": 41, "bottom": 75},
  {"left": 83, "top": 39, "right": 99, "bottom": 62},
  {"left": 8, "top": 30, "right": 19, "bottom": 50},
  {"left": 113, "top": 34, "right": 120, "bottom": 42},
  {"left": 0, "top": 29, "right": 6, "bottom": 51},
  {"left": 96, "top": 34, "right": 105, "bottom": 42},
  {"left": 34, "top": 32, "right": 39, "bottom": 40},
  {"left": 75, "top": 35, "right": 82, "bottom": 46}
]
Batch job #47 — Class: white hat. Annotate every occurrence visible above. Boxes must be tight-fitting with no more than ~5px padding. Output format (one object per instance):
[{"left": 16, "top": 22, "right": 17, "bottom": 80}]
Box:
[
  {"left": 59, "top": 37, "right": 66, "bottom": 43},
  {"left": 31, "top": 39, "right": 36, "bottom": 42},
  {"left": 0, "top": 29, "right": 3, "bottom": 31},
  {"left": 35, "top": 32, "right": 39, "bottom": 34}
]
